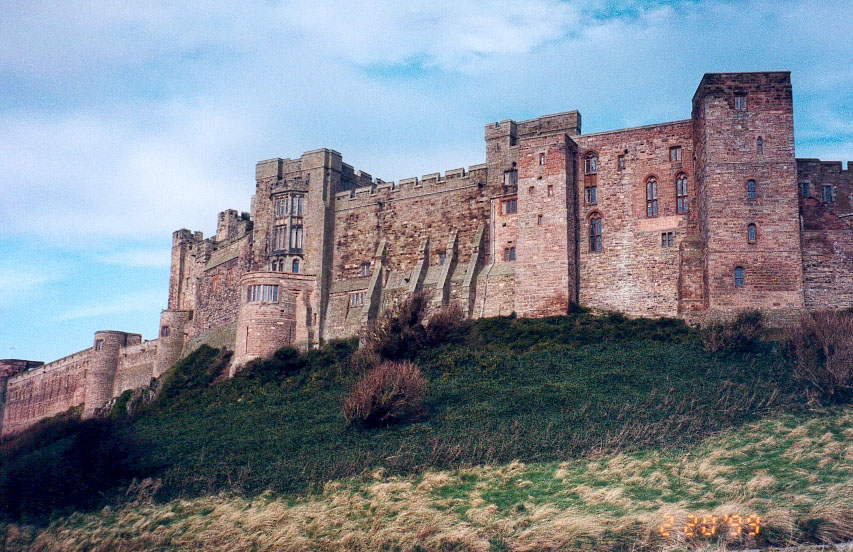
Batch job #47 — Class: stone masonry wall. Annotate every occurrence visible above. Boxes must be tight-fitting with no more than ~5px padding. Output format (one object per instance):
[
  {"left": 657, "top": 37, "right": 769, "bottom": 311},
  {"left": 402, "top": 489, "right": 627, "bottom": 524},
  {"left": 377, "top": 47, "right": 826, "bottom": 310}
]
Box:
[
  {"left": 573, "top": 121, "right": 694, "bottom": 317},
  {"left": 113, "top": 339, "right": 159, "bottom": 397},
  {"left": 2, "top": 349, "right": 90, "bottom": 437}
]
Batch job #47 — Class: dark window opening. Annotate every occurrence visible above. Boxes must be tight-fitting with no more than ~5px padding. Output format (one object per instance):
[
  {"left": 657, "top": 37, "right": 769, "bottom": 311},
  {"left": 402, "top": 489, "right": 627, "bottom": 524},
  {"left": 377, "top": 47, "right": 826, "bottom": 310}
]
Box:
[
  {"left": 360, "top": 262, "right": 371, "bottom": 276},
  {"left": 669, "top": 146, "right": 682, "bottom": 162},
  {"left": 800, "top": 182, "right": 809, "bottom": 198},
  {"left": 676, "top": 174, "right": 689, "bottom": 214},
  {"left": 734, "top": 266, "right": 744, "bottom": 287},
  {"left": 438, "top": 252, "right": 446, "bottom": 266},
  {"left": 589, "top": 214, "right": 602, "bottom": 252},
  {"left": 504, "top": 247, "right": 516, "bottom": 261},
  {"left": 539, "top": 152, "right": 546, "bottom": 165},
  {"left": 646, "top": 177, "right": 658, "bottom": 217},
  {"left": 822, "top": 185, "right": 833, "bottom": 203},
  {"left": 161, "top": 326, "right": 170, "bottom": 337},
  {"left": 503, "top": 169, "right": 518, "bottom": 187},
  {"left": 747, "top": 179, "right": 756, "bottom": 199},
  {"left": 292, "top": 259, "right": 299, "bottom": 273},
  {"left": 757, "top": 136, "right": 763, "bottom": 154},
  {"left": 585, "top": 186, "right": 597, "bottom": 203},
  {"left": 661, "top": 232, "right": 674, "bottom": 247},
  {"left": 584, "top": 153, "right": 597, "bottom": 174},
  {"left": 747, "top": 223, "right": 756, "bottom": 243},
  {"left": 734, "top": 95, "right": 747, "bottom": 110},
  {"left": 501, "top": 198, "right": 517, "bottom": 214},
  {"left": 618, "top": 155, "right": 625, "bottom": 170}
]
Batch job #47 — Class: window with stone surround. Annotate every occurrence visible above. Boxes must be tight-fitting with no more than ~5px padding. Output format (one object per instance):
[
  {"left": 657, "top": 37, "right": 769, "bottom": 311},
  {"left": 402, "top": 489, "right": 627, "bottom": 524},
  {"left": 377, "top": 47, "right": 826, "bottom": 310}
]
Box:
[
  {"left": 248, "top": 284, "right": 278, "bottom": 302},
  {"left": 585, "top": 185, "right": 597, "bottom": 204},
  {"left": 273, "top": 225, "right": 287, "bottom": 250},
  {"left": 676, "top": 174, "right": 689, "bottom": 214},
  {"left": 747, "top": 179, "right": 756, "bottom": 199},
  {"left": 290, "top": 225, "right": 303, "bottom": 250},
  {"left": 350, "top": 291, "right": 365, "bottom": 307},
  {"left": 274, "top": 197, "right": 288, "bottom": 217},
  {"left": 757, "top": 136, "right": 763, "bottom": 154},
  {"left": 589, "top": 213, "right": 602, "bottom": 252},
  {"left": 547, "top": 185, "right": 553, "bottom": 196},
  {"left": 661, "top": 232, "right": 674, "bottom": 247},
  {"left": 822, "top": 185, "right": 833, "bottom": 203},
  {"left": 539, "top": 152, "right": 546, "bottom": 165},
  {"left": 291, "top": 195, "right": 304, "bottom": 215},
  {"left": 618, "top": 155, "right": 625, "bottom": 170},
  {"left": 748, "top": 223, "right": 756, "bottom": 243},
  {"left": 292, "top": 259, "right": 299, "bottom": 273},
  {"left": 438, "top": 252, "right": 446, "bottom": 265},
  {"left": 584, "top": 152, "right": 597, "bottom": 174},
  {"left": 734, "top": 266, "right": 744, "bottom": 288},
  {"left": 646, "top": 177, "right": 659, "bottom": 217},
  {"left": 800, "top": 182, "right": 809, "bottom": 198},
  {"left": 503, "top": 168, "right": 518, "bottom": 187},
  {"left": 734, "top": 95, "right": 747, "bottom": 110},
  {"left": 95, "top": 339, "right": 104, "bottom": 351},
  {"left": 504, "top": 247, "right": 516, "bottom": 261},
  {"left": 501, "top": 198, "right": 517, "bottom": 215},
  {"left": 669, "top": 146, "right": 682, "bottom": 163},
  {"left": 161, "top": 326, "right": 170, "bottom": 337},
  {"left": 360, "top": 262, "right": 371, "bottom": 276}
]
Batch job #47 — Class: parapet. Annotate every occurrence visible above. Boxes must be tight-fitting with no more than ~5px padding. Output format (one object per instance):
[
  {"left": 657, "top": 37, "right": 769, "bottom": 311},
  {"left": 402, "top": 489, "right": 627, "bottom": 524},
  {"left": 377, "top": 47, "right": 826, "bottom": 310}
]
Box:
[
  {"left": 173, "top": 228, "right": 204, "bottom": 246},
  {"left": 0, "top": 360, "right": 43, "bottom": 377},
  {"left": 485, "top": 111, "right": 581, "bottom": 141}
]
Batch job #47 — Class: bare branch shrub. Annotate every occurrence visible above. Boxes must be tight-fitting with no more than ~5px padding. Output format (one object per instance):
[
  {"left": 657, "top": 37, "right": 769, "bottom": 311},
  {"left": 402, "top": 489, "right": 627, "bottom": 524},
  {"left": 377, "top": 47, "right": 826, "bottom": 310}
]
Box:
[
  {"left": 701, "top": 310, "right": 763, "bottom": 353},
  {"left": 342, "top": 361, "right": 427, "bottom": 427},
  {"left": 424, "top": 301, "right": 468, "bottom": 345},
  {"left": 785, "top": 310, "right": 853, "bottom": 403}
]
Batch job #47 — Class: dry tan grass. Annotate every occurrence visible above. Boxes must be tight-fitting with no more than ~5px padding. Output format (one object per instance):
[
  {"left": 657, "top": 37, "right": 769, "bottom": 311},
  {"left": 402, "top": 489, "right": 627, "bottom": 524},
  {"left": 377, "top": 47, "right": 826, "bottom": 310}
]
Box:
[{"left": 5, "top": 408, "right": 853, "bottom": 552}]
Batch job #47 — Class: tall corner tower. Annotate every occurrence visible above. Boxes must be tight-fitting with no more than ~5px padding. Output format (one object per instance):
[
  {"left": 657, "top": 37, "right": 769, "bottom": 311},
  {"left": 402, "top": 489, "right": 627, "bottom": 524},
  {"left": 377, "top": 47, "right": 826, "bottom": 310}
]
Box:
[{"left": 692, "top": 72, "right": 803, "bottom": 319}]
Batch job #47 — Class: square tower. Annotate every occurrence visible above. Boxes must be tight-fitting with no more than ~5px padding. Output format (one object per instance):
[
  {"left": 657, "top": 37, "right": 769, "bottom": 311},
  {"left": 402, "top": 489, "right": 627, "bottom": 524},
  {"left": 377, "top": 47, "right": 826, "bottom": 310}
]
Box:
[{"left": 692, "top": 72, "right": 804, "bottom": 318}]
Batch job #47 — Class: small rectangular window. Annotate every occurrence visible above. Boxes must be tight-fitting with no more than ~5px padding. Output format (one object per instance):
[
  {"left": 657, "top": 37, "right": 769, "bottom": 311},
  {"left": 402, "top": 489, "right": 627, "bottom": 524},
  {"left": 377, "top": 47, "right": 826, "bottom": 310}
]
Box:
[
  {"left": 617, "top": 155, "right": 625, "bottom": 170},
  {"left": 349, "top": 291, "right": 365, "bottom": 307},
  {"left": 537, "top": 214, "right": 543, "bottom": 225},
  {"left": 800, "top": 182, "right": 809, "bottom": 198},
  {"left": 273, "top": 225, "right": 287, "bottom": 250},
  {"left": 95, "top": 339, "right": 104, "bottom": 351},
  {"left": 360, "top": 262, "right": 371, "bottom": 276},
  {"left": 504, "top": 247, "right": 516, "bottom": 261},
  {"left": 547, "top": 185, "right": 553, "bottom": 196},
  {"left": 539, "top": 153, "right": 546, "bottom": 165},
  {"left": 503, "top": 170, "right": 518, "bottom": 187},
  {"left": 290, "top": 225, "right": 303, "bottom": 250},
  {"left": 438, "top": 252, "right": 446, "bottom": 266},
  {"left": 734, "top": 95, "right": 747, "bottom": 110},
  {"left": 161, "top": 326, "right": 170, "bottom": 337},
  {"left": 669, "top": 146, "right": 682, "bottom": 162},
  {"left": 501, "top": 198, "right": 517, "bottom": 214},
  {"left": 661, "top": 232, "right": 674, "bottom": 247},
  {"left": 585, "top": 186, "right": 597, "bottom": 204},
  {"left": 822, "top": 185, "right": 833, "bottom": 203}
]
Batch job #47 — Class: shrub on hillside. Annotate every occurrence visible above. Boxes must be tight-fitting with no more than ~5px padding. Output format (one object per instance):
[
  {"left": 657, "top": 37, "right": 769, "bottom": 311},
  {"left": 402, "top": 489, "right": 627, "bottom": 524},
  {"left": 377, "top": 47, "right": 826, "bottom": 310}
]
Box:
[
  {"left": 701, "top": 310, "right": 763, "bottom": 353},
  {"left": 424, "top": 301, "right": 469, "bottom": 345},
  {"left": 342, "top": 361, "right": 427, "bottom": 427},
  {"left": 785, "top": 310, "right": 853, "bottom": 403}
]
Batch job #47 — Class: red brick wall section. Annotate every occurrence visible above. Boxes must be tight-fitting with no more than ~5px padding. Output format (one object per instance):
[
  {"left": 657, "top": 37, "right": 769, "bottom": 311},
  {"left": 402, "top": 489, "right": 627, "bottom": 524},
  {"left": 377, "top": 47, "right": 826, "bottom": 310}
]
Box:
[
  {"left": 574, "top": 121, "right": 694, "bottom": 317},
  {"left": 801, "top": 199, "right": 853, "bottom": 309},
  {"left": 2, "top": 350, "right": 90, "bottom": 437},
  {"left": 693, "top": 72, "right": 804, "bottom": 318}
]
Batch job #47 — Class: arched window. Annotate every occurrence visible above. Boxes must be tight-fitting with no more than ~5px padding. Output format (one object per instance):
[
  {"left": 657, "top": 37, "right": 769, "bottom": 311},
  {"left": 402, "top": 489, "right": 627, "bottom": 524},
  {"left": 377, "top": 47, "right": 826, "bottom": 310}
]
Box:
[
  {"left": 676, "top": 174, "right": 688, "bottom": 214},
  {"left": 589, "top": 213, "right": 602, "bottom": 252},
  {"left": 292, "top": 259, "right": 299, "bottom": 273},
  {"left": 584, "top": 152, "right": 597, "bottom": 174},
  {"left": 756, "top": 136, "right": 763, "bottom": 154},
  {"left": 747, "top": 223, "right": 756, "bottom": 243},
  {"left": 747, "top": 179, "right": 756, "bottom": 199},
  {"left": 646, "top": 177, "right": 658, "bottom": 217},
  {"left": 734, "top": 266, "right": 744, "bottom": 288}
]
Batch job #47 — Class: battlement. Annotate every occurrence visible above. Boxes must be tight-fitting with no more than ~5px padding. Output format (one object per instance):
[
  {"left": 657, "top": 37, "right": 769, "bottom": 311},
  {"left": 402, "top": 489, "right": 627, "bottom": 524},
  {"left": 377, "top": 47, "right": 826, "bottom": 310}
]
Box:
[
  {"left": 797, "top": 159, "right": 853, "bottom": 173},
  {"left": 333, "top": 164, "right": 487, "bottom": 210},
  {"left": 7, "top": 347, "right": 92, "bottom": 384},
  {"left": 485, "top": 111, "right": 581, "bottom": 142}
]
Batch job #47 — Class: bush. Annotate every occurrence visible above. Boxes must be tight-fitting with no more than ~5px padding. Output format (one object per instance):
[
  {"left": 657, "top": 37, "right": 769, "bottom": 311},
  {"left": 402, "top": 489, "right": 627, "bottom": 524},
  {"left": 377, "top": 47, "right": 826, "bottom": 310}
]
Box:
[
  {"left": 425, "top": 301, "right": 469, "bottom": 345},
  {"left": 786, "top": 311, "right": 853, "bottom": 403},
  {"left": 701, "top": 310, "right": 763, "bottom": 353},
  {"left": 342, "top": 361, "right": 427, "bottom": 427}
]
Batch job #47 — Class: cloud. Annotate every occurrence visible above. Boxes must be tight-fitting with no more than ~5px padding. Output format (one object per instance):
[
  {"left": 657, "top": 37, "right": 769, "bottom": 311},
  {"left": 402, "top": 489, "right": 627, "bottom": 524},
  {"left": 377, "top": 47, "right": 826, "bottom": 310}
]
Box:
[
  {"left": 99, "top": 248, "right": 172, "bottom": 268},
  {"left": 0, "top": 268, "right": 62, "bottom": 298},
  {"left": 54, "top": 290, "right": 164, "bottom": 322}
]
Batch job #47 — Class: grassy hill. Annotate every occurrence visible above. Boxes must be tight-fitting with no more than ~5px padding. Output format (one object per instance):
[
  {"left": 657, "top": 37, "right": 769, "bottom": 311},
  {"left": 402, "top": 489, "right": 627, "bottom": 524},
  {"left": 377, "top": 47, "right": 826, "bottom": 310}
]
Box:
[{"left": 2, "top": 308, "right": 850, "bottom": 550}]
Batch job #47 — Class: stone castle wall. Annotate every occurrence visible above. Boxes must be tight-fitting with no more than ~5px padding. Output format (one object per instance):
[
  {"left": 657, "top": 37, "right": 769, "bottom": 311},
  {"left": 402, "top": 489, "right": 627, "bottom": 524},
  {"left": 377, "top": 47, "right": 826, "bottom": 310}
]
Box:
[{"left": 6, "top": 71, "right": 851, "bottom": 438}]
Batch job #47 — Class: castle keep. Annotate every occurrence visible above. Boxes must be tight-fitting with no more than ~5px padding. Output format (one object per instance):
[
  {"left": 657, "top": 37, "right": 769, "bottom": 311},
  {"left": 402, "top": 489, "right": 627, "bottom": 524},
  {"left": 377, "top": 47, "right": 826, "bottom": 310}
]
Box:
[{"left": 3, "top": 72, "right": 852, "bottom": 437}]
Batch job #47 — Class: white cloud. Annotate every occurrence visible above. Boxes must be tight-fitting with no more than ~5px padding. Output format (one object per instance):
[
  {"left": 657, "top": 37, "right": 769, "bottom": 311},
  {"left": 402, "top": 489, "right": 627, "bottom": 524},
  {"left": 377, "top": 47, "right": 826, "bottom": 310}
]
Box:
[
  {"left": 0, "top": 268, "right": 62, "bottom": 298},
  {"left": 54, "top": 290, "right": 163, "bottom": 322},
  {"left": 99, "top": 248, "right": 172, "bottom": 268}
]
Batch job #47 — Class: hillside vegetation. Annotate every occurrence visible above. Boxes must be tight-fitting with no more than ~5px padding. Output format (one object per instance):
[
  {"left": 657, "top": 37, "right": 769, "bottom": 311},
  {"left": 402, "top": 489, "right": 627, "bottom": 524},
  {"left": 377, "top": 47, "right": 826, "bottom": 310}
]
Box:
[
  {"left": 2, "top": 306, "right": 851, "bottom": 550},
  {"left": 5, "top": 405, "right": 853, "bottom": 551}
]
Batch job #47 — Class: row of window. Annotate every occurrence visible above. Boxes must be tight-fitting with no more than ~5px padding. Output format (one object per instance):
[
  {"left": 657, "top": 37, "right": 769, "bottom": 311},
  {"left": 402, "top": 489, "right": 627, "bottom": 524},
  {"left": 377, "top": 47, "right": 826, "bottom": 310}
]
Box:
[
  {"left": 271, "top": 259, "right": 299, "bottom": 273},
  {"left": 273, "top": 225, "right": 304, "bottom": 251},
  {"left": 801, "top": 183, "right": 835, "bottom": 203},
  {"left": 274, "top": 195, "right": 304, "bottom": 217},
  {"left": 588, "top": 218, "right": 759, "bottom": 253},
  {"left": 583, "top": 147, "right": 682, "bottom": 176},
  {"left": 247, "top": 284, "right": 279, "bottom": 303},
  {"left": 350, "top": 291, "right": 365, "bottom": 307}
]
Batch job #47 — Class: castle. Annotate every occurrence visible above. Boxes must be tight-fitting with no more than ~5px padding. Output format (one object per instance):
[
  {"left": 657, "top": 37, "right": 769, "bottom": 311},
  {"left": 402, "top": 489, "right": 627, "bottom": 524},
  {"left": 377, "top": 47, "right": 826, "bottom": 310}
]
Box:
[{"left": 2, "top": 72, "right": 851, "bottom": 437}]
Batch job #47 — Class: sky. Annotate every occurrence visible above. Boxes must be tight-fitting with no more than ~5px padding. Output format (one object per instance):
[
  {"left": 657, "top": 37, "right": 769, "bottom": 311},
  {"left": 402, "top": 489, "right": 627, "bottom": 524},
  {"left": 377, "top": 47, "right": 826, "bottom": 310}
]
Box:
[{"left": 1, "top": 0, "right": 852, "bottom": 362}]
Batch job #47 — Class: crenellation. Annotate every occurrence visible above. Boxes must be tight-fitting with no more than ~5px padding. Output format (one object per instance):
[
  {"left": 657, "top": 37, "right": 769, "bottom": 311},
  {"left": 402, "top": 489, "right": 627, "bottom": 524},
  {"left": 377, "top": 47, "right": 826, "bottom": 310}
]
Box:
[{"left": 7, "top": 70, "right": 852, "bottom": 438}]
